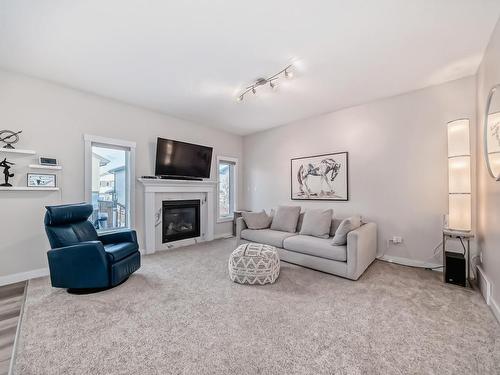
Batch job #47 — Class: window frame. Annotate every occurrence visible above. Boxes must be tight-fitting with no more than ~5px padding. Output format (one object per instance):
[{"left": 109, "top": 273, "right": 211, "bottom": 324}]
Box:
[
  {"left": 84, "top": 134, "right": 136, "bottom": 232},
  {"left": 216, "top": 155, "right": 238, "bottom": 223}
]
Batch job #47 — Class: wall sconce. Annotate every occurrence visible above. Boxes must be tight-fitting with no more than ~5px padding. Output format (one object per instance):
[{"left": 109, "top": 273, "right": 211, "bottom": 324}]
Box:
[{"left": 446, "top": 119, "right": 471, "bottom": 232}]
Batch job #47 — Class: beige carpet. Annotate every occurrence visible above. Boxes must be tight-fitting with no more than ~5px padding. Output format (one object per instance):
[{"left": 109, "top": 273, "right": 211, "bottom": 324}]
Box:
[{"left": 13, "top": 239, "right": 500, "bottom": 374}]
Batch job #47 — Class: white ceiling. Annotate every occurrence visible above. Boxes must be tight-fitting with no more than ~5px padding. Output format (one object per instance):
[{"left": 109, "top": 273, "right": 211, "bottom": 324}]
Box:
[{"left": 1, "top": 1, "right": 500, "bottom": 135}]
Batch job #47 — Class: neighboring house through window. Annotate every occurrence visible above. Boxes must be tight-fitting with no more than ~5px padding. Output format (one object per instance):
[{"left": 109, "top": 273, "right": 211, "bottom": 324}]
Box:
[
  {"left": 84, "top": 135, "right": 136, "bottom": 232},
  {"left": 217, "top": 156, "right": 238, "bottom": 222}
]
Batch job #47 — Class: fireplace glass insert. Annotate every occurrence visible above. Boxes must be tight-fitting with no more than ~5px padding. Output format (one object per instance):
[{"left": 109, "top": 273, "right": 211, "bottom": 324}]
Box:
[{"left": 162, "top": 200, "right": 201, "bottom": 243}]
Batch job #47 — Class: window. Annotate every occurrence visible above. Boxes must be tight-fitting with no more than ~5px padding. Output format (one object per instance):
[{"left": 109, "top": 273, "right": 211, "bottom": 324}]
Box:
[
  {"left": 84, "top": 135, "right": 136, "bottom": 232},
  {"left": 217, "top": 156, "right": 238, "bottom": 222}
]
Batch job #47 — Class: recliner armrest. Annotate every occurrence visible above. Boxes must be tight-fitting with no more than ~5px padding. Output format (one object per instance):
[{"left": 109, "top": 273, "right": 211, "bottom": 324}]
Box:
[
  {"left": 98, "top": 230, "right": 138, "bottom": 245},
  {"left": 47, "top": 241, "right": 110, "bottom": 288}
]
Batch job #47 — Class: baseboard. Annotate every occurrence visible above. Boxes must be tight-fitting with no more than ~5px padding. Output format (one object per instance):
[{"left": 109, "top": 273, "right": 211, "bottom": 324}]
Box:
[
  {"left": 490, "top": 296, "right": 500, "bottom": 324},
  {"left": 214, "top": 233, "right": 233, "bottom": 240},
  {"left": 377, "top": 254, "right": 442, "bottom": 270},
  {"left": 476, "top": 265, "right": 491, "bottom": 304},
  {"left": 475, "top": 265, "right": 499, "bottom": 324},
  {"left": 0, "top": 268, "right": 49, "bottom": 287}
]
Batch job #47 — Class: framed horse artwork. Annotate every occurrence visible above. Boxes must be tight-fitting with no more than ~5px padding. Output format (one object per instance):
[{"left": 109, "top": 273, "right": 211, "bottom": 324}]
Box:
[{"left": 291, "top": 152, "right": 348, "bottom": 201}]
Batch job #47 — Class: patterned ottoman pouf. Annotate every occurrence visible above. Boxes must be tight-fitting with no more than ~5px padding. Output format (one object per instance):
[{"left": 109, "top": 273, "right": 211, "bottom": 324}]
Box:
[{"left": 228, "top": 243, "right": 280, "bottom": 285}]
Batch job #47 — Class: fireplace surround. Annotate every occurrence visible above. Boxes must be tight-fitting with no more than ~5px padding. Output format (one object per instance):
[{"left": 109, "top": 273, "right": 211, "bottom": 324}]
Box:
[{"left": 139, "top": 178, "right": 216, "bottom": 254}]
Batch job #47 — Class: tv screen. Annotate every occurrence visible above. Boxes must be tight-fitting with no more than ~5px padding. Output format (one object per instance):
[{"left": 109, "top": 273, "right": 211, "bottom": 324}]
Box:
[{"left": 155, "top": 138, "right": 213, "bottom": 178}]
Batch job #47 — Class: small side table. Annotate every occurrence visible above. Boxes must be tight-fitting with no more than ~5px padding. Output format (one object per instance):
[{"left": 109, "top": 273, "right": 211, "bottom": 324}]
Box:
[{"left": 442, "top": 230, "right": 474, "bottom": 287}]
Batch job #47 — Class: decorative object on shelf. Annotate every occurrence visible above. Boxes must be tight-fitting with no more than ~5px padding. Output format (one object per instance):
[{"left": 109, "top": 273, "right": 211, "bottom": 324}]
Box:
[
  {"left": 291, "top": 152, "right": 348, "bottom": 201},
  {"left": 0, "top": 130, "right": 22, "bottom": 149},
  {"left": 39, "top": 156, "right": 58, "bottom": 166},
  {"left": 446, "top": 119, "right": 471, "bottom": 232},
  {"left": 27, "top": 173, "right": 56, "bottom": 188},
  {"left": 484, "top": 84, "right": 500, "bottom": 180},
  {"left": 235, "top": 64, "right": 294, "bottom": 102},
  {"left": 0, "top": 158, "right": 15, "bottom": 186}
]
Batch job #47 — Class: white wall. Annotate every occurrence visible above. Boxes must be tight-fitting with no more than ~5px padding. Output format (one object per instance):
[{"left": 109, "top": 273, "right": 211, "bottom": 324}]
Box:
[
  {"left": 243, "top": 76, "right": 476, "bottom": 265},
  {"left": 476, "top": 17, "right": 500, "bottom": 313},
  {"left": 0, "top": 70, "right": 242, "bottom": 279}
]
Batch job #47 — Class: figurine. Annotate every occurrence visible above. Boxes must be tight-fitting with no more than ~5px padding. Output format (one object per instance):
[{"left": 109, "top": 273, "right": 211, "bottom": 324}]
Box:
[
  {"left": 0, "top": 158, "right": 15, "bottom": 186},
  {"left": 0, "top": 130, "right": 22, "bottom": 149}
]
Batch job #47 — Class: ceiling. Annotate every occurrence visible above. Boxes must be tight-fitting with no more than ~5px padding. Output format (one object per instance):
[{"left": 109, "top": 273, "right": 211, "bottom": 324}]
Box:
[{"left": 1, "top": 1, "right": 500, "bottom": 135}]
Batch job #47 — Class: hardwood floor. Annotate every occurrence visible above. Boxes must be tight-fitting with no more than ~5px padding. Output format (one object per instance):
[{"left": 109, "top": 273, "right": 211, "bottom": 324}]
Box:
[{"left": 0, "top": 282, "right": 26, "bottom": 375}]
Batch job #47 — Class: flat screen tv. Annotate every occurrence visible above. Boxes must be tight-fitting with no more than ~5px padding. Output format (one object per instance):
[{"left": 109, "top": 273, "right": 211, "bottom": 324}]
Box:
[{"left": 155, "top": 138, "right": 213, "bottom": 179}]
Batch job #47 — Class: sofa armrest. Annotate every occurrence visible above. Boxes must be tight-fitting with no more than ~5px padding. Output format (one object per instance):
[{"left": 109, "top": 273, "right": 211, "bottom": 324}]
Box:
[
  {"left": 346, "top": 222, "right": 377, "bottom": 280},
  {"left": 47, "top": 241, "right": 110, "bottom": 288},
  {"left": 236, "top": 217, "right": 247, "bottom": 241},
  {"left": 99, "top": 229, "right": 138, "bottom": 245}
]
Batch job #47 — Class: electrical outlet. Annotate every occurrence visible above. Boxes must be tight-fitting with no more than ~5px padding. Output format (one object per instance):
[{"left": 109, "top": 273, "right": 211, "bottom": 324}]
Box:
[{"left": 391, "top": 236, "right": 403, "bottom": 244}]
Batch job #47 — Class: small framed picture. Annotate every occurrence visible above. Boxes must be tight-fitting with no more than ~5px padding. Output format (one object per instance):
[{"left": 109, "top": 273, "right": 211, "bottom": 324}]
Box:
[
  {"left": 27, "top": 173, "right": 56, "bottom": 188},
  {"left": 39, "top": 157, "right": 58, "bottom": 166}
]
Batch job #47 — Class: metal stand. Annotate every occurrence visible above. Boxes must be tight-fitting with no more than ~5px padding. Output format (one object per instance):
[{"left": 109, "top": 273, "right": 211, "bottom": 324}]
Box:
[{"left": 442, "top": 230, "right": 474, "bottom": 287}]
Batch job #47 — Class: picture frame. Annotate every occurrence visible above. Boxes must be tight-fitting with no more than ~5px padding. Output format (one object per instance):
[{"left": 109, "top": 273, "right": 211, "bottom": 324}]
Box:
[
  {"left": 39, "top": 156, "right": 58, "bottom": 166},
  {"left": 27, "top": 173, "right": 57, "bottom": 188},
  {"left": 291, "top": 152, "right": 348, "bottom": 201}
]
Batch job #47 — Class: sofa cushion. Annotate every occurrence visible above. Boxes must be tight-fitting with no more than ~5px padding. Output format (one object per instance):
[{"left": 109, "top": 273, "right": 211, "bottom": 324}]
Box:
[
  {"left": 270, "top": 206, "right": 301, "bottom": 233},
  {"left": 299, "top": 209, "right": 333, "bottom": 238},
  {"left": 104, "top": 242, "right": 138, "bottom": 262},
  {"left": 241, "top": 229, "right": 297, "bottom": 248},
  {"left": 242, "top": 210, "right": 272, "bottom": 229},
  {"left": 298, "top": 213, "right": 340, "bottom": 237},
  {"left": 283, "top": 235, "right": 347, "bottom": 262},
  {"left": 332, "top": 216, "right": 362, "bottom": 245},
  {"left": 330, "top": 218, "right": 343, "bottom": 236}
]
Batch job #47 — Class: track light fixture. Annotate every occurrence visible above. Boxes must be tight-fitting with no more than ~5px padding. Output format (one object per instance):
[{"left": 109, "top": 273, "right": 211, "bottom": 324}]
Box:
[{"left": 236, "top": 64, "right": 294, "bottom": 102}]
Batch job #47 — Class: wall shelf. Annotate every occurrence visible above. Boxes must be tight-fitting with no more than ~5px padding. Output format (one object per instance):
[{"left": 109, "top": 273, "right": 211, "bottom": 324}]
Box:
[
  {"left": 0, "top": 148, "right": 36, "bottom": 155},
  {"left": 28, "top": 164, "right": 62, "bottom": 170},
  {"left": 0, "top": 187, "right": 59, "bottom": 191}
]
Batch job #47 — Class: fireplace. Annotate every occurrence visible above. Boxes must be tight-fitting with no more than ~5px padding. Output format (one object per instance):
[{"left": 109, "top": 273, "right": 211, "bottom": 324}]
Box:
[{"left": 162, "top": 200, "right": 201, "bottom": 243}]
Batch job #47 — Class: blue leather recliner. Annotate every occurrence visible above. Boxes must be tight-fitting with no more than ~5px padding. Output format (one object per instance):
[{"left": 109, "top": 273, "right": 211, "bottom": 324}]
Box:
[{"left": 44, "top": 203, "right": 141, "bottom": 291}]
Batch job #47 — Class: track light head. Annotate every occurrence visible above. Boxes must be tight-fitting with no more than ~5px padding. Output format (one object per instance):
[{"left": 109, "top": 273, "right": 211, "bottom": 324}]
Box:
[
  {"left": 236, "top": 95, "right": 243, "bottom": 102},
  {"left": 270, "top": 81, "right": 278, "bottom": 90},
  {"left": 285, "top": 69, "right": 294, "bottom": 79},
  {"left": 252, "top": 87, "right": 256, "bottom": 94}
]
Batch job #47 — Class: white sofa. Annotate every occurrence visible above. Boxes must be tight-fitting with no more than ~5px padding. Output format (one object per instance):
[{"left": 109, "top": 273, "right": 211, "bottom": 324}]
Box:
[{"left": 236, "top": 213, "right": 377, "bottom": 280}]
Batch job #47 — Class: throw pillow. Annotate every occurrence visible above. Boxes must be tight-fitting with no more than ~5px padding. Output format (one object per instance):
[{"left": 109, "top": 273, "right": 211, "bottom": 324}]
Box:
[
  {"left": 270, "top": 205, "right": 301, "bottom": 233},
  {"left": 331, "top": 215, "right": 362, "bottom": 245},
  {"left": 242, "top": 210, "right": 272, "bottom": 230},
  {"left": 299, "top": 209, "right": 333, "bottom": 238}
]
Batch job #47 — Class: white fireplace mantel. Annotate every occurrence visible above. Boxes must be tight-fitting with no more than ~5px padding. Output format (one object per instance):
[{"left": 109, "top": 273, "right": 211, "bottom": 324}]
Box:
[{"left": 138, "top": 178, "right": 217, "bottom": 254}]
